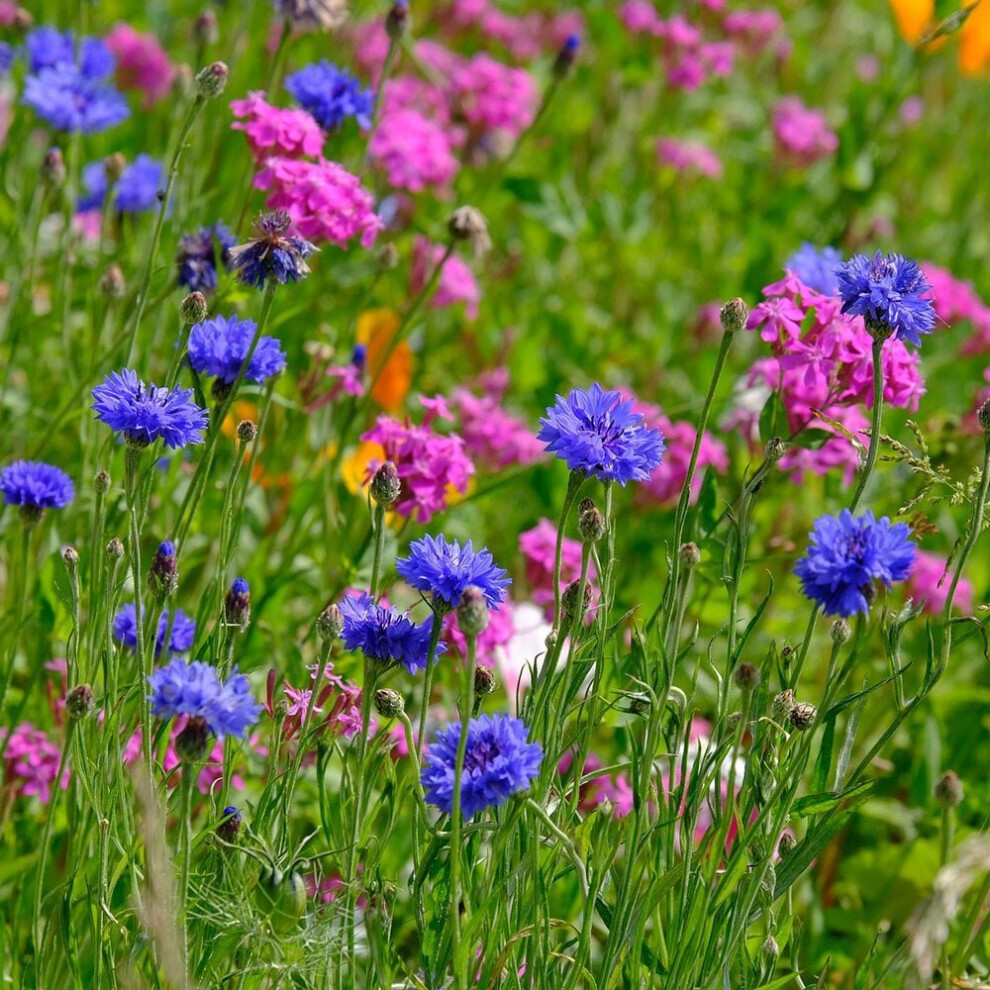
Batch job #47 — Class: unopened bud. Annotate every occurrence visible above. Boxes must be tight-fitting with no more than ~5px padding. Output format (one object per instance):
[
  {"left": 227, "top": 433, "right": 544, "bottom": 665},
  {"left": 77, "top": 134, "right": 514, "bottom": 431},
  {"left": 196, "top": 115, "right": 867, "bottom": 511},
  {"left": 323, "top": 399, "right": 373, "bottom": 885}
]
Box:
[
  {"left": 317, "top": 603, "right": 343, "bottom": 643},
  {"left": 831, "top": 618, "right": 851, "bottom": 644},
  {"left": 378, "top": 243, "right": 399, "bottom": 270},
  {"left": 370, "top": 460, "right": 401, "bottom": 507},
  {"left": 225, "top": 578, "right": 251, "bottom": 631},
  {"left": 864, "top": 314, "right": 895, "bottom": 343},
  {"left": 193, "top": 10, "right": 219, "bottom": 45},
  {"left": 175, "top": 715, "right": 210, "bottom": 762},
  {"left": 562, "top": 578, "right": 592, "bottom": 620},
  {"left": 777, "top": 830, "right": 797, "bottom": 857},
  {"left": 180, "top": 291, "right": 207, "bottom": 326},
  {"left": 385, "top": 0, "right": 409, "bottom": 41},
  {"left": 217, "top": 805, "right": 241, "bottom": 843},
  {"left": 104, "top": 153, "right": 126, "bottom": 183},
  {"left": 106, "top": 537, "right": 124, "bottom": 562},
  {"left": 373, "top": 688, "right": 405, "bottom": 719},
  {"left": 552, "top": 33, "right": 581, "bottom": 79},
  {"left": 765, "top": 436, "right": 787, "bottom": 463},
  {"left": 577, "top": 497, "right": 605, "bottom": 544},
  {"left": 474, "top": 666, "right": 497, "bottom": 696},
  {"left": 94, "top": 470, "right": 111, "bottom": 494},
  {"left": 13, "top": 7, "right": 32, "bottom": 30},
  {"left": 733, "top": 662, "right": 761, "bottom": 691},
  {"left": 98, "top": 264, "right": 126, "bottom": 300},
  {"left": 61, "top": 545, "right": 79, "bottom": 573},
  {"left": 678, "top": 542, "right": 701, "bottom": 568},
  {"left": 788, "top": 701, "right": 817, "bottom": 731},
  {"left": 194, "top": 61, "right": 228, "bottom": 99},
  {"left": 41, "top": 148, "right": 66, "bottom": 188},
  {"left": 762, "top": 936, "right": 779, "bottom": 959},
  {"left": 457, "top": 586, "right": 490, "bottom": 638},
  {"left": 719, "top": 297, "right": 748, "bottom": 334},
  {"left": 447, "top": 206, "right": 491, "bottom": 258},
  {"left": 628, "top": 693, "right": 651, "bottom": 717},
  {"left": 237, "top": 420, "right": 258, "bottom": 443},
  {"left": 771, "top": 689, "right": 796, "bottom": 723},
  {"left": 148, "top": 541, "right": 178, "bottom": 601},
  {"left": 935, "top": 770, "right": 964, "bottom": 808},
  {"left": 66, "top": 683, "right": 95, "bottom": 720},
  {"left": 977, "top": 399, "right": 990, "bottom": 436}
]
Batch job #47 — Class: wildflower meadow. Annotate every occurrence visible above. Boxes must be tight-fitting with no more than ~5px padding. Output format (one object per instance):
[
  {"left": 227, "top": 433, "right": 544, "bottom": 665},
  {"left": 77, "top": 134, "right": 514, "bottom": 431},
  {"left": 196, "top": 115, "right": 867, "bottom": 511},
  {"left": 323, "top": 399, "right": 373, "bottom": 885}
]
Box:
[{"left": 2, "top": 0, "right": 990, "bottom": 987}]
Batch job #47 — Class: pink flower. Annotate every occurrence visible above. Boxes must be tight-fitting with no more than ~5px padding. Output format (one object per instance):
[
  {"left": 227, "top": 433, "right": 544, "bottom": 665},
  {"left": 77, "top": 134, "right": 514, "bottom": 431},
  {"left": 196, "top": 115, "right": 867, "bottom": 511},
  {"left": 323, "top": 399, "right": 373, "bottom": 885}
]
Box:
[
  {"left": 558, "top": 751, "right": 634, "bottom": 819},
  {"left": 656, "top": 138, "right": 723, "bottom": 178},
  {"left": 411, "top": 237, "right": 481, "bottom": 319},
  {"left": 922, "top": 262, "right": 990, "bottom": 356},
  {"left": 370, "top": 107, "right": 460, "bottom": 193},
  {"left": 361, "top": 409, "right": 475, "bottom": 524},
  {"left": 905, "top": 550, "right": 974, "bottom": 615},
  {"left": 746, "top": 296, "right": 806, "bottom": 344},
  {"left": 254, "top": 157, "right": 383, "bottom": 249},
  {"left": 519, "top": 518, "right": 594, "bottom": 614},
  {"left": 448, "top": 386, "right": 543, "bottom": 470},
  {"left": 105, "top": 23, "right": 176, "bottom": 107},
  {"left": 1, "top": 723, "right": 69, "bottom": 804},
  {"left": 721, "top": 9, "right": 785, "bottom": 52},
  {"left": 230, "top": 91, "right": 325, "bottom": 159},
  {"left": 449, "top": 54, "right": 537, "bottom": 139},
  {"left": 771, "top": 97, "right": 838, "bottom": 166},
  {"left": 619, "top": 0, "right": 664, "bottom": 34}
]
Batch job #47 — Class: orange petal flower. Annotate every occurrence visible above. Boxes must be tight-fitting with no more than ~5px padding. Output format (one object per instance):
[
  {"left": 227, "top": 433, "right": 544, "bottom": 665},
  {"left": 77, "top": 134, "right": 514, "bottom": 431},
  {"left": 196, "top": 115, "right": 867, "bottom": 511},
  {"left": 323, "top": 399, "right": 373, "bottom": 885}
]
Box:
[
  {"left": 890, "top": 0, "right": 934, "bottom": 43},
  {"left": 959, "top": 0, "right": 990, "bottom": 74},
  {"left": 356, "top": 308, "right": 413, "bottom": 412}
]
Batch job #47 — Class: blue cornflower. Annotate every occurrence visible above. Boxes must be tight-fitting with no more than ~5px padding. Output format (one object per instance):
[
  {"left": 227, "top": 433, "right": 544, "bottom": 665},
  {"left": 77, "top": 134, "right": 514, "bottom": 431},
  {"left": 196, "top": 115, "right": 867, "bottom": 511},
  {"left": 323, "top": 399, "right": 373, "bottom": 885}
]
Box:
[
  {"left": 25, "top": 27, "right": 76, "bottom": 72},
  {"left": 78, "top": 161, "right": 108, "bottom": 212},
  {"left": 285, "top": 61, "right": 375, "bottom": 131},
  {"left": 396, "top": 534, "right": 510, "bottom": 612},
  {"left": 339, "top": 593, "right": 444, "bottom": 674},
  {"left": 537, "top": 384, "right": 666, "bottom": 485},
  {"left": 836, "top": 251, "right": 936, "bottom": 346},
  {"left": 0, "top": 43, "right": 15, "bottom": 76},
  {"left": 187, "top": 315, "right": 287, "bottom": 386},
  {"left": 92, "top": 369, "right": 208, "bottom": 449},
  {"left": 0, "top": 460, "right": 74, "bottom": 514},
  {"left": 422, "top": 714, "right": 543, "bottom": 819},
  {"left": 114, "top": 154, "right": 164, "bottom": 213},
  {"left": 785, "top": 243, "right": 843, "bottom": 296},
  {"left": 22, "top": 63, "right": 129, "bottom": 134},
  {"left": 147, "top": 658, "right": 261, "bottom": 739},
  {"left": 113, "top": 603, "right": 197, "bottom": 657},
  {"left": 225, "top": 578, "right": 252, "bottom": 630},
  {"left": 176, "top": 222, "right": 236, "bottom": 293},
  {"left": 794, "top": 509, "right": 916, "bottom": 618},
  {"left": 228, "top": 210, "right": 317, "bottom": 289}
]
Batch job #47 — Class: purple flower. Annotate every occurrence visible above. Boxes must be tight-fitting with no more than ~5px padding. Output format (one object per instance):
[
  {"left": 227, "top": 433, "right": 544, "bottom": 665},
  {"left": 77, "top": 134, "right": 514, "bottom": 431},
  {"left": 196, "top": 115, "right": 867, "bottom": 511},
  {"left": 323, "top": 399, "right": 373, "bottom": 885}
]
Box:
[
  {"left": 285, "top": 60, "right": 375, "bottom": 131},
  {"left": 794, "top": 509, "right": 916, "bottom": 617},
  {"left": 176, "top": 223, "right": 235, "bottom": 293},
  {"left": 113, "top": 603, "right": 197, "bottom": 657},
  {"left": 836, "top": 252, "right": 936, "bottom": 347},
  {"left": 23, "top": 62, "right": 130, "bottom": 133},
  {"left": 396, "top": 534, "right": 510, "bottom": 611},
  {"left": 92, "top": 369, "right": 208, "bottom": 449},
  {"left": 422, "top": 714, "right": 543, "bottom": 818},
  {"left": 0, "top": 460, "right": 74, "bottom": 512},
  {"left": 187, "top": 315, "right": 287, "bottom": 386},
  {"left": 537, "top": 383, "right": 666, "bottom": 485},
  {"left": 785, "top": 243, "right": 843, "bottom": 296},
  {"left": 114, "top": 154, "right": 164, "bottom": 213},
  {"left": 339, "top": 593, "right": 444, "bottom": 674},
  {"left": 25, "top": 28, "right": 114, "bottom": 77},
  {"left": 147, "top": 658, "right": 261, "bottom": 739},
  {"left": 227, "top": 210, "right": 317, "bottom": 289}
]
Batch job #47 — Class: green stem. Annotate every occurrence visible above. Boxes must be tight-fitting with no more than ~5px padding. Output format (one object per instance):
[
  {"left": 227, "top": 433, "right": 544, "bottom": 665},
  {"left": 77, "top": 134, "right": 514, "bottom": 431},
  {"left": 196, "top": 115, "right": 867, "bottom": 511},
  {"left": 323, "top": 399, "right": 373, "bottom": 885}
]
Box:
[
  {"left": 415, "top": 613, "right": 445, "bottom": 761},
  {"left": 848, "top": 336, "right": 885, "bottom": 514}
]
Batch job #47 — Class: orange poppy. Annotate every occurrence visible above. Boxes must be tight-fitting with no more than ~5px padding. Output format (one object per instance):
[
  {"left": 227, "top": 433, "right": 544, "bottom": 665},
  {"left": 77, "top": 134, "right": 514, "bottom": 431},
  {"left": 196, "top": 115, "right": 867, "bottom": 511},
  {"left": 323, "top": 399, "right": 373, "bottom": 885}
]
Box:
[
  {"left": 356, "top": 308, "right": 413, "bottom": 412},
  {"left": 890, "top": 0, "right": 990, "bottom": 74}
]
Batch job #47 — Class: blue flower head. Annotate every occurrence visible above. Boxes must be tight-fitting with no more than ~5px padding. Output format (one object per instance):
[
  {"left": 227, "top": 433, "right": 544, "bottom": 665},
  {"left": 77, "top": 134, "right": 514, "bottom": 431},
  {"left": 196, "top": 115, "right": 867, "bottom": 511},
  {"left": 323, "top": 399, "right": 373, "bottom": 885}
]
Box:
[
  {"left": 396, "top": 534, "right": 510, "bottom": 611},
  {"left": 0, "top": 460, "right": 74, "bottom": 513},
  {"left": 339, "top": 593, "right": 444, "bottom": 674},
  {"left": 78, "top": 161, "right": 108, "bottom": 212},
  {"left": 537, "top": 384, "right": 666, "bottom": 485},
  {"left": 0, "top": 43, "right": 15, "bottom": 77},
  {"left": 285, "top": 60, "right": 375, "bottom": 131},
  {"left": 422, "top": 714, "right": 543, "bottom": 819},
  {"left": 23, "top": 63, "right": 130, "bottom": 134},
  {"left": 794, "top": 509, "right": 916, "bottom": 618},
  {"left": 147, "top": 659, "right": 261, "bottom": 739},
  {"left": 177, "top": 222, "right": 236, "bottom": 293},
  {"left": 785, "top": 243, "right": 843, "bottom": 296},
  {"left": 228, "top": 210, "right": 316, "bottom": 289},
  {"left": 115, "top": 154, "right": 164, "bottom": 213},
  {"left": 836, "top": 251, "right": 936, "bottom": 347},
  {"left": 113, "top": 603, "right": 197, "bottom": 657},
  {"left": 187, "top": 315, "right": 287, "bottom": 386},
  {"left": 92, "top": 369, "right": 208, "bottom": 449}
]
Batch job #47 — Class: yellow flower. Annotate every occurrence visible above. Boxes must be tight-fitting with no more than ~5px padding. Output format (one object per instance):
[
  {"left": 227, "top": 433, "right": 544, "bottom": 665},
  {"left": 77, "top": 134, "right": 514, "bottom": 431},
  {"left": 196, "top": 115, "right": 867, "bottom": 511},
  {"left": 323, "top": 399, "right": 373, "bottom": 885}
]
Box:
[{"left": 356, "top": 308, "right": 413, "bottom": 412}]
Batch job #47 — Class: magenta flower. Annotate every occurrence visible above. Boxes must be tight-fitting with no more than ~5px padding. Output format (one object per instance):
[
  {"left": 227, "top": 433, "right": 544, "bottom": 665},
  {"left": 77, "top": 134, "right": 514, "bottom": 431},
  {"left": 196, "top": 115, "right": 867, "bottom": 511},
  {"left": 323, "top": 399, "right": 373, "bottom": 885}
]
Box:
[
  {"left": 771, "top": 96, "right": 838, "bottom": 167},
  {"left": 230, "top": 91, "right": 325, "bottom": 159},
  {"left": 411, "top": 238, "right": 481, "bottom": 319},
  {"left": 104, "top": 23, "right": 176, "bottom": 107},
  {"left": 656, "top": 138, "right": 723, "bottom": 179}
]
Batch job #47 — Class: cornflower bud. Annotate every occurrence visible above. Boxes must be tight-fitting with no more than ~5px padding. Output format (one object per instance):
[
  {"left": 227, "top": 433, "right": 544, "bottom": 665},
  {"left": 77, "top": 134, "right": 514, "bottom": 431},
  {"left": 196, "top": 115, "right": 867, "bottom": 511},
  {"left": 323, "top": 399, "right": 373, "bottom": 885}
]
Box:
[
  {"left": 317, "top": 603, "right": 343, "bottom": 643},
  {"left": 764, "top": 436, "right": 787, "bottom": 463},
  {"left": 577, "top": 497, "right": 605, "bottom": 544},
  {"left": 217, "top": 805, "right": 241, "bottom": 843},
  {"left": 378, "top": 243, "right": 400, "bottom": 270},
  {"left": 41, "top": 148, "right": 66, "bottom": 188},
  {"left": 474, "top": 666, "right": 497, "bottom": 696},
  {"left": 771, "top": 689, "right": 796, "bottom": 723},
  {"left": 733, "top": 662, "right": 761, "bottom": 692},
  {"left": 552, "top": 33, "right": 581, "bottom": 79},
  {"left": 934, "top": 770, "right": 964, "bottom": 808},
  {"left": 225, "top": 578, "right": 251, "bottom": 631},
  {"left": 66, "top": 683, "right": 95, "bottom": 720},
  {"left": 385, "top": 0, "right": 409, "bottom": 41},
  {"left": 678, "top": 542, "right": 701, "bottom": 568},
  {"left": 447, "top": 206, "right": 491, "bottom": 258},
  {"left": 788, "top": 701, "right": 817, "bottom": 731},
  {"left": 148, "top": 541, "right": 178, "bottom": 601},
  {"left": 194, "top": 61, "right": 228, "bottom": 99},
  {"left": 99, "top": 265, "right": 126, "bottom": 300},
  {"left": 831, "top": 618, "right": 851, "bottom": 644},
  {"left": 180, "top": 291, "right": 208, "bottom": 326},
  {"left": 719, "top": 297, "right": 748, "bottom": 334},
  {"left": 562, "top": 578, "right": 592, "bottom": 620},
  {"left": 94, "top": 470, "right": 111, "bottom": 494},
  {"left": 104, "top": 153, "right": 126, "bottom": 183},
  {"left": 457, "top": 586, "right": 489, "bottom": 638},
  {"left": 175, "top": 715, "right": 210, "bottom": 762},
  {"left": 193, "top": 10, "right": 219, "bottom": 45},
  {"left": 237, "top": 420, "right": 258, "bottom": 443},
  {"left": 61, "top": 545, "right": 79, "bottom": 574},
  {"left": 762, "top": 936, "right": 779, "bottom": 959},
  {"left": 370, "top": 461, "right": 401, "bottom": 507},
  {"left": 373, "top": 688, "right": 405, "bottom": 719},
  {"left": 106, "top": 537, "right": 124, "bottom": 562},
  {"left": 977, "top": 399, "right": 990, "bottom": 436}
]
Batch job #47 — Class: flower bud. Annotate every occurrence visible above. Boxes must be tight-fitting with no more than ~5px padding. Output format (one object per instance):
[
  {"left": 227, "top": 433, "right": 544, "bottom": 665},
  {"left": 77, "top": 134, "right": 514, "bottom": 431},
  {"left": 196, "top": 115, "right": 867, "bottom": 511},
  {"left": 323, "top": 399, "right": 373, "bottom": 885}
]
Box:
[
  {"left": 447, "top": 206, "right": 491, "bottom": 258},
  {"left": 194, "top": 61, "right": 228, "bottom": 99},
  {"left": 777, "top": 829, "right": 797, "bottom": 857},
  {"left": 733, "top": 662, "right": 761, "bottom": 692},
  {"left": 377, "top": 243, "right": 399, "bottom": 270},
  {"left": 13, "top": 7, "right": 32, "bottom": 30},
  {"left": 719, "top": 297, "right": 748, "bottom": 334},
  {"left": 193, "top": 10, "right": 219, "bottom": 45},
  {"left": 225, "top": 578, "right": 251, "bottom": 631},
  {"left": 771, "top": 688, "right": 795, "bottom": 723},
  {"left": 217, "top": 805, "right": 241, "bottom": 843},
  {"left": 61, "top": 545, "right": 79, "bottom": 574},
  {"left": 66, "top": 683, "right": 95, "bottom": 721},
  {"left": 104, "top": 153, "right": 126, "bottom": 183},
  {"left": 457, "top": 586, "right": 490, "bottom": 638},
  {"left": 98, "top": 264, "right": 126, "bottom": 300},
  {"left": 577, "top": 497, "right": 605, "bottom": 544},
  {"left": 237, "top": 420, "right": 258, "bottom": 443},
  {"left": 553, "top": 33, "right": 581, "bottom": 79},
  {"left": 562, "top": 578, "right": 592, "bottom": 620},
  {"left": 474, "top": 666, "right": 497, "bottom": 696},
  {"left": 788, "top": 701, "right": 817, "bottom": 731},
  {"left": 180, "top": 291, "right": 208, "bottom": 326},
  {"left": 148, "top": 540, "right": 178, "bottom": 601},
  {"left": 373, "top": 688, "right": 405, "bottom": 719},
  {"left": 764, "top": 436, "right": 787, "bottom": 463},
  {"left": 831, "top": 618, "right": 851, "bottom": 644},
  {"left": 628, "top": 693, "right": 651, "bottom": 717},
  {"left": 175, "top": 715, "right": 210, "bottom": 762},
  {"left": 385, "top": 0, "right": 409, "bottom": 41},
  {"left": 94, "top": 470, "right": 111, "bottom": 494},
  {"left": 41, "top": 148, "right": 66, "bottom": 188},
  {"left": 317, "top": 603, "right": 343, "bottom": 643},
  {"left": 678, "top": 542, "right": 701, "bottom": 568},
  {"left": 106, "top": 537, "right": 125, "bottom": 562},
  {"left": 864, "top": 314, "right": 895, "bottom": 342},
  {"left": 762, "top": 935, "right": 779, "bottom": 959},
  {"left": 370, "top": 461, "right": 401, "bottom": 507},
  {"left": 978, "top": 399, "right": 990, "bottom": 436},
  {"left": 935, "top": 770, "right": 964, "bottom": 808}
]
